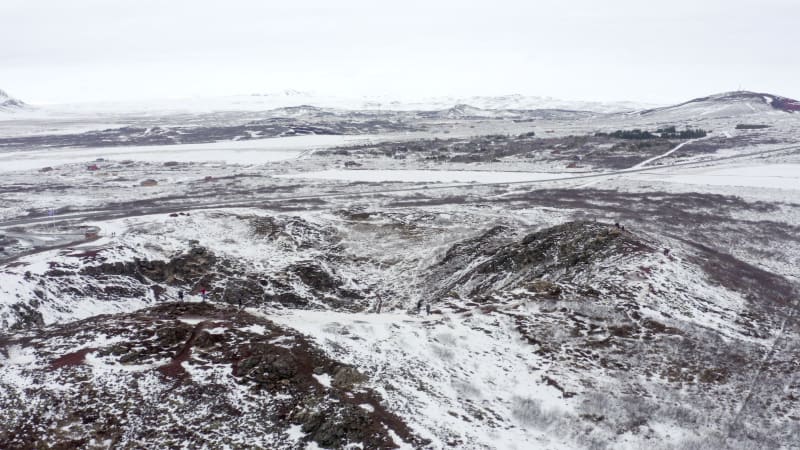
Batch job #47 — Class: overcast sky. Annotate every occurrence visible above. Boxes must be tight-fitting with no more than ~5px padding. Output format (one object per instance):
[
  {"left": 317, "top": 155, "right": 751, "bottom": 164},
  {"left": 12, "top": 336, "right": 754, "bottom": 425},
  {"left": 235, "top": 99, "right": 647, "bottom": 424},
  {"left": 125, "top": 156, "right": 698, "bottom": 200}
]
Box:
[{"left": 1, "top": 0, "right": 798, "bottom": 105}]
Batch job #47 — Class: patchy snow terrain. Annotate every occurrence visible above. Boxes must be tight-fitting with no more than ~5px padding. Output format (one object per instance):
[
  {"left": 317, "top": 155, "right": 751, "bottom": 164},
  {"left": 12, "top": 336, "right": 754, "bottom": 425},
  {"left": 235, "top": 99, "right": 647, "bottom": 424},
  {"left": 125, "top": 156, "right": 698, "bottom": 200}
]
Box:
[{"left": 1, "top": 90, "right": 800, "bottom": 449}]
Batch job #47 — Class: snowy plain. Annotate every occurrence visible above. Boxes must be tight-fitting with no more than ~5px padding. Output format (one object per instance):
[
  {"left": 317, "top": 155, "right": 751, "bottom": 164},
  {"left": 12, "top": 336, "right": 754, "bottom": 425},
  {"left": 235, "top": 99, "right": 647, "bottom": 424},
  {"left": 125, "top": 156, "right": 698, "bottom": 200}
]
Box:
[
  {"left": 0, "top": 134, "right": 406, "bottom": 173},
  {"left": 635, "top": 163, "right": 800, "bottom": 191}
]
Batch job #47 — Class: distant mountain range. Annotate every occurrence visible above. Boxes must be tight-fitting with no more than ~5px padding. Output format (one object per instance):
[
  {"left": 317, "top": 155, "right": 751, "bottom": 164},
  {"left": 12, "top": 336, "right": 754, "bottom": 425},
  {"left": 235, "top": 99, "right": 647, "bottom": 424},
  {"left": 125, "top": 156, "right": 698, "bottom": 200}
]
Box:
[
  {"left": 247, "top": 91, "right": 653, "bottom": 114},
  {"left": 17, "top": 90, "right": 653, "bottom": 116},
  {"left": 248, "top": 90, "right": 800, "bottom": 121},
  {"left": 4, "top": 88, "right": 799, "bottom": 119}
]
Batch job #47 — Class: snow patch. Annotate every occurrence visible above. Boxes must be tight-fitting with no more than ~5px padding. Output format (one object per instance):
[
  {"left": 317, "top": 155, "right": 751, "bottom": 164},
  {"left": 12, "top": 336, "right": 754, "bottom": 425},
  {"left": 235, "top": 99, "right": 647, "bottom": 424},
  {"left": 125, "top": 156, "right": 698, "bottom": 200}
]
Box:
[
  {"left": 178, "top": 317, "right": 208, "bottom": 325},
  {"left": 638, "top": 163, "right": 800, "bottom": 191},
  {"left": 313, "top": 373, "right": 332, "bottom": 388},
  {"left": 286, "top": 424, "right": 305, "bottom": 443},
  {"left": 3, "top": 345, "right": 38, "bottom": 366},
  {"left": 240, "top": 324, "right": 268, "bottom": 335}
]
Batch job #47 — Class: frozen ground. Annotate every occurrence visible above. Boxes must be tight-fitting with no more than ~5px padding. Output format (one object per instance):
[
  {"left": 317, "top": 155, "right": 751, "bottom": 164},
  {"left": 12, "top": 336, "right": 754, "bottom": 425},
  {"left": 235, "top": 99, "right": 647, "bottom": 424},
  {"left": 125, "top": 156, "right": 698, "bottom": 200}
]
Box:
[
  {"left": 0, "top": 134, "right": 413, "bottom": 173},
  {"left": 635, "top": 163, "right": 800, "bottom": 191},
  {"left": 1, "top": 91, "right": 800, "bottom": 449}
]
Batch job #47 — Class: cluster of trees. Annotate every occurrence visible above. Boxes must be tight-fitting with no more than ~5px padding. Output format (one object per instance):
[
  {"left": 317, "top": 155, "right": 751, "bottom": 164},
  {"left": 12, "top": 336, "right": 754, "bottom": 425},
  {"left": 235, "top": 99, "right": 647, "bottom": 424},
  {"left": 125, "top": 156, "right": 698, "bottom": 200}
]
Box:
[
  {"left": 595, "top": 126, "right": 708, "bottom": 140},
  {"left": 657, "top": 126, "right": 708, "bottom": 139}
]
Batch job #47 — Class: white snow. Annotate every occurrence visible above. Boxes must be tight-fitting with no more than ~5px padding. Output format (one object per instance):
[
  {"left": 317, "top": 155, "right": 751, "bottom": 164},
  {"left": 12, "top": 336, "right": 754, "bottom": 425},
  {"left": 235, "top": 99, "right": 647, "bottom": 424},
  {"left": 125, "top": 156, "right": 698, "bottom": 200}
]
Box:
[
  {"left": 3, "top": 345, "right": 38, "bottom": 366},
  {"left": 178, "top": 317, "right": 207, "bottom": 325},
  {"left": 638, "top": 163, "right": 800, "bottom": 191},
  {"left": 240, "top": 324, "right": 268, "bottom": 335},
  {"left": 0, "top": 134, "right": 397, "bottom": 173},
  {"left": 266, "top": 309, "right": 576, "bottom": 449},
  {"left": 359, "top": 403, "right": 375, "bottom": 412},
  {"left": 204, "top": 327, "right": 228, "bottom": 335},
  {"left": 312, "top": 373, "right": 332, "bottom": 388},
  {"left": 286, "top": 424, "right": 306, "bottom": 443}
]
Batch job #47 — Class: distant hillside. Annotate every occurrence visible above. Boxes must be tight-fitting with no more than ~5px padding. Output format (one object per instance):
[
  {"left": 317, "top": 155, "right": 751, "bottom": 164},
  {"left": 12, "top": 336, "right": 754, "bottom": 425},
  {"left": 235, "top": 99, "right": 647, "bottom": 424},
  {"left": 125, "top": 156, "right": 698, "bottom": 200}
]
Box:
[{"left": 633, "top": 91, "right": 800, "bottom": 120}]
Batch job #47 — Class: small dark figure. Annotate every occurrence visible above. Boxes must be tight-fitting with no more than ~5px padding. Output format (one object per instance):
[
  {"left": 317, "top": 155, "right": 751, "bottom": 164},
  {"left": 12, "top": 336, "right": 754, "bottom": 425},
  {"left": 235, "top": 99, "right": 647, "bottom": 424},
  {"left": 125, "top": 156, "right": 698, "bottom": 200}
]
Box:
[
  {"left": 237, "top": 296, "right": 242, "bottom": 309},
  {"left": 663, "top": 248, "right": 671, "bottom": 256},
  {"left": 426, "top": 304, "right": 431, "bottom": 316},
  {"left": 416, "top": 299, "right": 423, "bottom": 314},
  {"left": 614, "top": 222, "right": 620, "bottom": 229},
  {"left": 201, "top": 288, "right": 207, "bottom": 303},
  {"left": 178, "top": 290, "right": 184, "bottom": 302},
  {"left": 621, "top": 225, "right": 625, "bottom": 231}
]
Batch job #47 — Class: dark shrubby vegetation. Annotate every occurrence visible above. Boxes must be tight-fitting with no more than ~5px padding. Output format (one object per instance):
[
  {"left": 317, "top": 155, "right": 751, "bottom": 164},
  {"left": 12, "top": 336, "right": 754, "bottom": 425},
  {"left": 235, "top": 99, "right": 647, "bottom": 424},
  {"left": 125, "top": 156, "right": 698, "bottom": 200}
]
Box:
[
  {"left": 596, "top": 126, "right": 708, "bottom": 140},
  {"left": 735, "top": 124, "right": 771, "bottom": 130}
]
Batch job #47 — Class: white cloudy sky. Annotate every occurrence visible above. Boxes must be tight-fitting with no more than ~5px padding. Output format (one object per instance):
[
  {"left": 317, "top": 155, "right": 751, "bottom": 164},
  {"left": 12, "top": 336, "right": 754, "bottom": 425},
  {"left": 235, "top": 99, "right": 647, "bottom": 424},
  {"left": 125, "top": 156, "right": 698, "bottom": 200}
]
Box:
[{"left": 1, "top": 0, "right": 797, "bottom": 104}]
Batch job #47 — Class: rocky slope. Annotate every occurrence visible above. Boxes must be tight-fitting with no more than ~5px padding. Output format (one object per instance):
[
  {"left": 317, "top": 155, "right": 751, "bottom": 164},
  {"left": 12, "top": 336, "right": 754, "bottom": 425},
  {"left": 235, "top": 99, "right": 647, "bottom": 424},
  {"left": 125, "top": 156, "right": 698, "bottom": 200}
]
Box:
[
  {"left": 268, "top": 218, "right": 799, "bottom": 449},
  {"left": 1, "top": 210, "right": 799, "bottom": 448},
  {"left": 0, "top": 302, "right": 420, "bottom": 449}
]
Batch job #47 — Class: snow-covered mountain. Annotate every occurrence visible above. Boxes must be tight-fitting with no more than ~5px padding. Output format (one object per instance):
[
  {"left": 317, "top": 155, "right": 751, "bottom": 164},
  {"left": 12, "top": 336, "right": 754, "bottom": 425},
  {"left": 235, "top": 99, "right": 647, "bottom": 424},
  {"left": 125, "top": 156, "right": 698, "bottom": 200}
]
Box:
[
  {"left": 424, "top": 94, "right": 651, "bottom": 114},
  {"left": 0, "top": 89, "right": 25, "bottom": 112},
  {"left": 247, "top": 91, "right": 651, "bottom": 114}
]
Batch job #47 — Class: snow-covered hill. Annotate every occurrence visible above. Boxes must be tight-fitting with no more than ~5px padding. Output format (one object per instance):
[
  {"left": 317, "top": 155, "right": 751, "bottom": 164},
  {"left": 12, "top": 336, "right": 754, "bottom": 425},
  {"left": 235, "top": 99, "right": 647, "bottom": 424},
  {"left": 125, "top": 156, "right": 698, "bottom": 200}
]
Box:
[
  {"left": 631, "top": 91, "right": 800, "bottom": 121},
  {"left": 0, "top": 89, "right": 25, "bottom": 112},
  {"left": 0, "top": 301, "right": 420, "bottom": 449}
]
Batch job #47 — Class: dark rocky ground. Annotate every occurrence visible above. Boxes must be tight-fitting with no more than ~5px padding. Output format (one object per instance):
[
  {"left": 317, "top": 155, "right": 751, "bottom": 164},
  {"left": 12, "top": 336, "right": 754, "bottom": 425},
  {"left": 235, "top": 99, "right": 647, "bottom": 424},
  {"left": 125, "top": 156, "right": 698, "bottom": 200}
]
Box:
[
  {"left": 0, "top": 302, "right": 422, "bottom": 449},
  {"left": 0, "top": 105, "right": 599, "bottom": 151},
  {"left": 0, "top": 116, "right": 422, "bottom": 150},
  {"left": 315, "top": 133, "right": 768, "bottom": 170}
]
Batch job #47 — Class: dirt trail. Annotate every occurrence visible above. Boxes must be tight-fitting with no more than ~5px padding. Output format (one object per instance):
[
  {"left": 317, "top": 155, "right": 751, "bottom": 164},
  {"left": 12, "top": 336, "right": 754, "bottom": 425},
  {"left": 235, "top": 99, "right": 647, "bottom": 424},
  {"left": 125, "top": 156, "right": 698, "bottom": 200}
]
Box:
[
  {"left": 158, "top": 320, "right": 209, "bottom": 379},
  {"left": 632, "top": 138, "right": 702, "bottom": 169}
]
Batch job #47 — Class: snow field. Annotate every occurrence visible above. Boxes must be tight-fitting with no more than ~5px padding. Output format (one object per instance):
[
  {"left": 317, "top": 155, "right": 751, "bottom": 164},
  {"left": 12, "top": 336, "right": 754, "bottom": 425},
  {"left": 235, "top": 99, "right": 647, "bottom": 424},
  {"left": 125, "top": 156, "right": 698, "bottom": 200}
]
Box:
[{"left": 265, "top": 309, "right": 577, "bottom": 450}]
